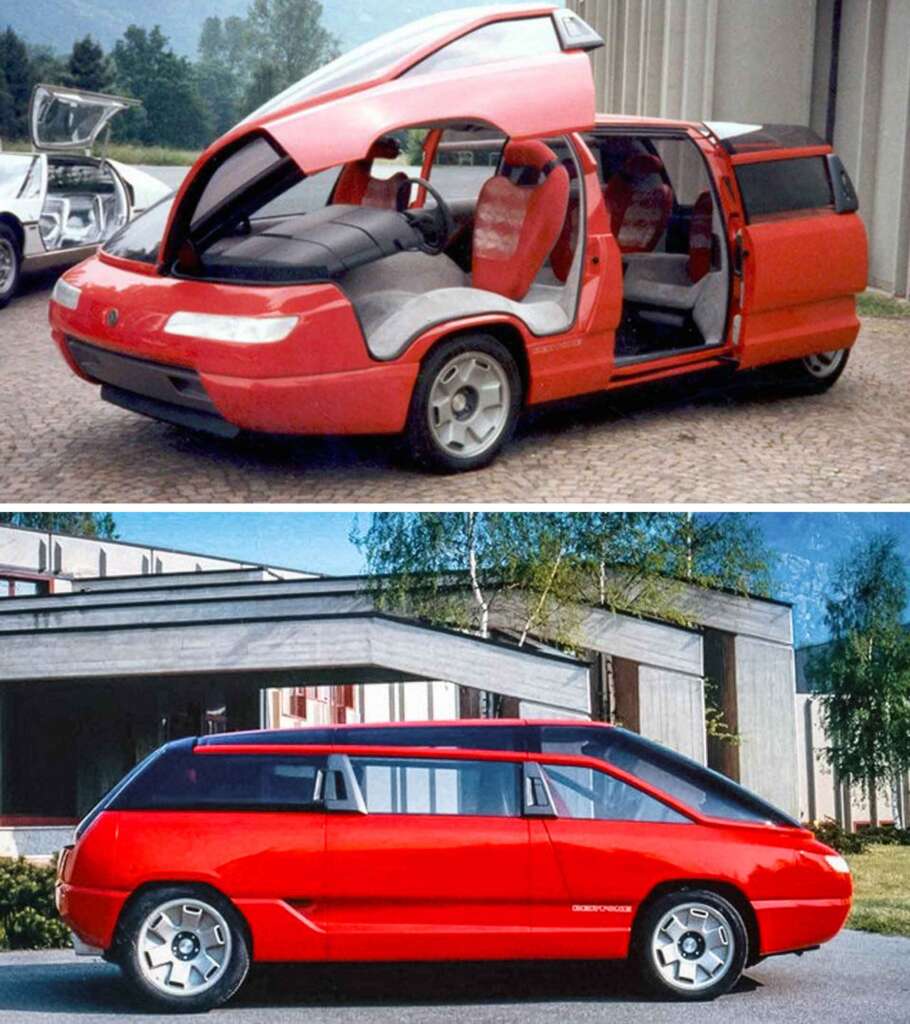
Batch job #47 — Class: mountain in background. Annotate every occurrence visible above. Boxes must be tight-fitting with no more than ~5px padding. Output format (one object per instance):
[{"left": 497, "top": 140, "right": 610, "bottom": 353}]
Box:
[{"left": 2, "top": 1, "right": 539, "bottom": 58}]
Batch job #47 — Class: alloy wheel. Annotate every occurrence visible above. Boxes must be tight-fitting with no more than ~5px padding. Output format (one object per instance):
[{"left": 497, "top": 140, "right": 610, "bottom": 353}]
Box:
[
  {"left": 802, "top": 349, "right": 845, "bottom": 379},
  {"left": 137, "top": 897, "right": 232, "bottom": 997},
  {"left": 0, "top": 238, "right": 15, "bottom": 296},
  {"left": 427, "top": 350, "right": 511, "bottom": 459},
  {"left": 650, "top": 901, "right": 735, "bottom": 992}
]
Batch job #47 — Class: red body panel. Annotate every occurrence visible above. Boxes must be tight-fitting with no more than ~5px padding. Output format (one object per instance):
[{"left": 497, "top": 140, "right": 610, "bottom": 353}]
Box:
[{"left": 57, "top": 728, "right": 852, "bottom": 966}]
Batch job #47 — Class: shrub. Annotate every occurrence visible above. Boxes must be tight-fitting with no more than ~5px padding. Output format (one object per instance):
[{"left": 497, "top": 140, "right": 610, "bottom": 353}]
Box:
[
  {"left": 809, "top": 818, "right": 910, "bottom": 854},
  {"left": 0, "top": 856, "right": 70, "bottom": 950}
]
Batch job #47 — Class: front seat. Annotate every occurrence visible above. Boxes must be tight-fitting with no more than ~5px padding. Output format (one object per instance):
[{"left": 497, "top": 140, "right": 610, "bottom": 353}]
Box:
[
  {"left": 604, "top": 153, "right": 672, "bottom": 253},
  {"left": 333, "top": 137, "right": 411, "bottom": 211},
  {"left": 472, "top": 139, "right": 570, "bottom": 301}
]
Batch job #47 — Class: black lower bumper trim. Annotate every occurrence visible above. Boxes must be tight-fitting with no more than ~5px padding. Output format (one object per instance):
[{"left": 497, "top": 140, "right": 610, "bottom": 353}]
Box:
[{"left": 101, "top": 384, "right": 241, "bottom": 439}]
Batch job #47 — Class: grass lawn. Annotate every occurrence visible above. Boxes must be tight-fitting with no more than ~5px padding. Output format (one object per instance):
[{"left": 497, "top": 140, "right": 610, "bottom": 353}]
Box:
[
  {"left": 857, "top": 290, "right": 910, "bottom": 319},
  {"left": 846, "top": 844, "right": 910, "bottom": 937},
  {"left": 3, "top": 139, "right": 200, "bottom": 166}
]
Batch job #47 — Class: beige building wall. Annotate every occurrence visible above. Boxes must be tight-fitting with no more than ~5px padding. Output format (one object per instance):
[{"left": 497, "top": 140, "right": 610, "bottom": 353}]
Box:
[{"left": 570, "top": 0, "right": 910, "bottom": 295}]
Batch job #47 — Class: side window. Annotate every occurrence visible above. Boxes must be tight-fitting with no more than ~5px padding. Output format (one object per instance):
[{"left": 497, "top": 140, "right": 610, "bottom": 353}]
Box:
[
  {"left": 735, "top": 157, "right": 834, "bottom": 222},
  {"left": 112, "top": 753, "right": 326, "bottom": 811},
  {"left": 429, "top": 128, "right": 505, "bottom": 203},
  {"left": 542, "top": 763, "right": 689, "bottom": 824},
  {"left": 350, "top": 757, "right": 520, "bottom": 817}
]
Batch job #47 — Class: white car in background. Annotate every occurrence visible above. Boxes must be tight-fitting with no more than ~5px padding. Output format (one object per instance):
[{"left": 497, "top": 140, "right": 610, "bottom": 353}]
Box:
[{"left": 0, "top": 84, "right": 172, "bottom": 308}]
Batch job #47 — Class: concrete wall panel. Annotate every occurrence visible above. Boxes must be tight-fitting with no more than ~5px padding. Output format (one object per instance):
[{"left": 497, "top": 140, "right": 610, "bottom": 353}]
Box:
[{"left": 638, "top": 665, "right": 707, "bottom": 763}]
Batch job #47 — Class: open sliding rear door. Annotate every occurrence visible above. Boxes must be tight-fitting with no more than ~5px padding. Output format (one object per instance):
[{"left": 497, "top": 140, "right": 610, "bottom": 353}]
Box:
[{"left": 716, "top": 125, "right": 868, "bottom": 370}]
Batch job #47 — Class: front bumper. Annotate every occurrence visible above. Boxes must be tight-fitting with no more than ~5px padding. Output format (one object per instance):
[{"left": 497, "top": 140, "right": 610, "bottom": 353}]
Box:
[{"left": 57, "top": 331, "right": 419, "bottom": 437}]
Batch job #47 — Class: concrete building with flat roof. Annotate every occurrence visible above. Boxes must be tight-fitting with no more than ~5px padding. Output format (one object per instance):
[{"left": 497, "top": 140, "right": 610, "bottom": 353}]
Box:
[{"left": 0, "top": 525, "right": 800, "bottom": 858}]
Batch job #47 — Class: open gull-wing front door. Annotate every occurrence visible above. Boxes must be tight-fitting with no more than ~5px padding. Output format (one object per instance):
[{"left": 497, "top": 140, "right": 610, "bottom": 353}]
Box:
[
  {"left": 30, "top": 84, "right": 139, "bottom": 154},
  {"left": 160, "top": 5, "right": 603, "bottom": 266}
]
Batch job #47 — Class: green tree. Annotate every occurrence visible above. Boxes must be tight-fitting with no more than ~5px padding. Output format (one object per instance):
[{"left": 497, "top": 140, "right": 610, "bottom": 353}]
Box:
[
  {"left": 196, "top": 16, "right": 243, "bottom": 137},
  {"left": 0, "top": 67, "right": 14, "bottom": 140},
  {"left": 68, "top": 36, "right": 112, "bottom": 93},
  {"left": 0, "top": 513, "right": 117, "bottom": 539},
  {"left": 808, "top": 532, "right": 910, "bottom": 827},
  {"left": 353, "top": 512, "right": 772, "bottom": 642},
  {"left": 241, "top": 0, "right": 340, "bottom": 114},
  {"left": 112, "top": 25, "right": 212, "bottom": 148},
  {"left": 0, "top": 27, "right": 32, "bottom": 138},
  {"left": 26, "top": 45, "right": 68, "bottom": 89}
]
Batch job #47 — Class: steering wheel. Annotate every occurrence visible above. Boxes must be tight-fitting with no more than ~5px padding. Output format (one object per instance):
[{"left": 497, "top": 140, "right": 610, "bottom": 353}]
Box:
[{"left": 402, "top": 176, "right": 455, "bottom": 256}]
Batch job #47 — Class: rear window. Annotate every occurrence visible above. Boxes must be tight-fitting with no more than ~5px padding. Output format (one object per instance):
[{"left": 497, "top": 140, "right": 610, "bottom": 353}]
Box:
[
  {"left": 735, "top": 156, "right": 833, "bottom": 222},
  {"left": 540, "top": 726, "right": 799, "bottom": 827},
  {"left": 110, "top": 751, "right": 325, "bottom": 811}
]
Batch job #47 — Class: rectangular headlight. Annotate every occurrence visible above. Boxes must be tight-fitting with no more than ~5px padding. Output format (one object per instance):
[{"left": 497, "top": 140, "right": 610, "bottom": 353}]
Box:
[
  {"left": 824, "top": 854, "right": 850, "bottom": 874},
  {"left": 52, "top": 278, "right": 82, "bottom": 311},
  {"left": 164, "top": 311, "right": 298, "bottom": 344}
]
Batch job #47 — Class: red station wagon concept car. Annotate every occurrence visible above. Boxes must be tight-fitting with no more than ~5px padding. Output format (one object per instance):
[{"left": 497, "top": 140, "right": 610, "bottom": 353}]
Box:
[
  {"left": 48, "top": 5, "right": 868, "bottom": 471},
  {"left": 56, "top": 720, "right": 853, "bottom": 1012}
]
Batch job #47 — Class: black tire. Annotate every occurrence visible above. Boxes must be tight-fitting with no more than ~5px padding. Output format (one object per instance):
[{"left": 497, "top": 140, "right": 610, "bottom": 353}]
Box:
[
  {"left": 0, "top": 223, "right": 23, "bottom": 310},
  {"left": 405, "top": 333, "right": 522, "bottom": 473},
  {"left": 632, "top": 889, "right": 748, "bottom": 1001},
  {"left": 116, "top": 885, "right": 250, "bottom": 1013},
  {"left": 772, "top": 347, "right": 850, "bottom": 392}
]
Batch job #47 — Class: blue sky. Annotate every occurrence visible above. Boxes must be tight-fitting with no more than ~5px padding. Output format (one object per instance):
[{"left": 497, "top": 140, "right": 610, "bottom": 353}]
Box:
[{"left": 112, "top": 511, "right": 910, "bottom": 648}]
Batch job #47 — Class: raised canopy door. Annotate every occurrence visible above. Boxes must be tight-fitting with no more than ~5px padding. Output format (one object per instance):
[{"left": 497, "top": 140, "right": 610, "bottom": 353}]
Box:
[{"left": 30, "top": 84, "right": 139, "bottom": 153}]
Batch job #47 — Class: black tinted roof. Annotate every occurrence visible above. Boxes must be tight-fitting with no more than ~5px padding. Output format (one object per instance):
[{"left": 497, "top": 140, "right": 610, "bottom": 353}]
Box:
[{"left": 705, "top": 122, "right": 827, "bottom": 155}]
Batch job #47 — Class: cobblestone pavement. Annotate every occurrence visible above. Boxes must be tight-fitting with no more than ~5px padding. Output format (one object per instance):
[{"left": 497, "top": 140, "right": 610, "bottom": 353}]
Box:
[{"left": 2, "top": 273, "right": 908, "bottom": 504}]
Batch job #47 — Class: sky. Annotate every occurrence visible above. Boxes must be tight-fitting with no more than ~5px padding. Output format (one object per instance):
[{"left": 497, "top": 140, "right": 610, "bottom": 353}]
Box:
[{"left": 111, "top": 511, "right": 910, "bottom": 648}]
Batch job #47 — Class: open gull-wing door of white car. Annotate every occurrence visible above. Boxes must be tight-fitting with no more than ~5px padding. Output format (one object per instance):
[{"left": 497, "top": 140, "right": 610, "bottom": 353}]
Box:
[{"left": 30, "top": 84, "right": 140, "bottom": 154}]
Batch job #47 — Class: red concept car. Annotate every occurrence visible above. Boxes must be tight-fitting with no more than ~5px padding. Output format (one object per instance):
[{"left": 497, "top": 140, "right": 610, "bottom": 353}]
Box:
[
  {"left": 56, "top": 720, "right": 853, "bottom": 1012},
  {"left": 48, "top": 5, "right": 868, "bottom": 472}
]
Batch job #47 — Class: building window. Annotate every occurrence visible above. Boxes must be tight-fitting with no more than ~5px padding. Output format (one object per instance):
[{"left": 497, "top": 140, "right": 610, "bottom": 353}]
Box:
[
  {"left": 350, "top": 756, "right": 521, "bottom": 817},
  {"left": 0, "top": 573, "right": 54, "bottom": 598}
]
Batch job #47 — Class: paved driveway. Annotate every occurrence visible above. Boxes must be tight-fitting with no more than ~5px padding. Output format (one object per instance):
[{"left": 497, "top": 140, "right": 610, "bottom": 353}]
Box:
[
  {"left": 2, "top": 163, "right": 909, "bottom": 503},
  {"left": 0, "top": 931, "right": 906, "bottom": 1023}
]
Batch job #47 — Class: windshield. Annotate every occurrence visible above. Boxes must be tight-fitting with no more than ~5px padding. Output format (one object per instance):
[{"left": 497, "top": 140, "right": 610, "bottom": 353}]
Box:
[
  {"left": 0, "top": 155, "right": 39, "bottom": 200},
  {"left": 540, "top": 726, "right": 801, "bottom": 827},
  {"left": 244, "top": 6, "right": 539, "bottom": 122}
]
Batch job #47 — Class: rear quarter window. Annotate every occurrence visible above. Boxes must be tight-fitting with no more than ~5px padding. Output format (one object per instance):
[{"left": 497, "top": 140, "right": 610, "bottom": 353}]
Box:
[
  {"left": 735, "top": 156, "right": 833, "bottom": 222},
  {"left": 110, "top": 752, "right": 325, "bottom": 811}
]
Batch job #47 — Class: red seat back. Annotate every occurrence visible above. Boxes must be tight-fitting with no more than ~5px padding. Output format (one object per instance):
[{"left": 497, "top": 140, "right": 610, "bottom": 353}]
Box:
[
  {"left": 472, "top": 140, "right": 570, "bottom": 301},
  {"left": 688, "top": 190, "right": 714, "bottom": 283},
  {"left": 334, "top": 137, "right": 410, "bottom": 211},
  {"left": 604, "top": 153, "right": 672, "bottom": 253}
]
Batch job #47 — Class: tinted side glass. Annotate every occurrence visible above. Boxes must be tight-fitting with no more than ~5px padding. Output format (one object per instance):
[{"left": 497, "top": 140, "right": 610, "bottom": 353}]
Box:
[
  {"left": 192, "top": 135, "right": 286, "bottom": 228},
  {"left": 350, "top": 757, "right": 521, "bottom": 817},
  {"left": 340, "top": 725, "right": 525, "bottom": 751},
  {"left": 104, "top": 194, "right": 174, "bottom": 264},
  {"left": 543, "top": 763, "right": 688, "bottom": 823},
  {"left": 540, "top": 726, "right": 799, "bottom": 827},
  {"left": 111, "top": 752, "right": 326, "bottom": 811},
  {"left": 735, "top": 157, "right": 833, "bottom": 222},
  {"left": 405, "top": 17, "right": 560, "bottom": 78}
]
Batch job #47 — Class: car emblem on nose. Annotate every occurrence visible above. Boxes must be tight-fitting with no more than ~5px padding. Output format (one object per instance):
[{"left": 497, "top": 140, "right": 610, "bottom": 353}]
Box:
[{"left": 105, "top": 309, "right": 119, "bottom": 328}]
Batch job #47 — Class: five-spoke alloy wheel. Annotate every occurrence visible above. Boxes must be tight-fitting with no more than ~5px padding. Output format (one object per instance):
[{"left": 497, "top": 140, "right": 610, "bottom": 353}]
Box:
[
  {"left": 634, "top": 889, "right": 748, "bottom": 1000},
  {"left": 406, "top": 333, "right": 522, "bottom": 472},
  {"left": 775, "top": 347, "right": 850, "bottom": 392},
  {"left": 117, "top": 886, "right": 249, "bottom": 1012}
]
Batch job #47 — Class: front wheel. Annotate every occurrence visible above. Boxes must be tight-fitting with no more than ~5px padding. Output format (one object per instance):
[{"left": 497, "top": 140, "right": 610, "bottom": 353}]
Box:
[
  {"left": 633, "top": 889, "right": 748, "bottom": 1001},
  {"left": 117, "top": 886, "right": 250, "bottom": 1013},
  {"left": 773, "top": 348, "right": 850, "bottom": 392},
  {"left": 0, "top": 224, "right": 23, "bottom": 309},
  {"left": 405, "top": 334, "right": 522, "bottom": 473}
]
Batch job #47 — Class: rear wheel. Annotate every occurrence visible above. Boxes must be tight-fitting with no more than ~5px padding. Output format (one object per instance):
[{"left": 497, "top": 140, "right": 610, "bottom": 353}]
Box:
[
  {"left": 405, "top": 333, "right": 522, "bottom": 473},
  {"left": 633, "top": 889, "right": 748, "bottom": 1001},
  {"left": 117, "top": 885, "right": 250, "bottom": 1013},
  {"left": 0, "top": 224, "right": 22, "bottom": 309},
  {"left": 774, "top": 348, "right": 849, "bottom": 391}
]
